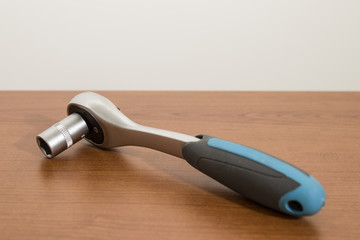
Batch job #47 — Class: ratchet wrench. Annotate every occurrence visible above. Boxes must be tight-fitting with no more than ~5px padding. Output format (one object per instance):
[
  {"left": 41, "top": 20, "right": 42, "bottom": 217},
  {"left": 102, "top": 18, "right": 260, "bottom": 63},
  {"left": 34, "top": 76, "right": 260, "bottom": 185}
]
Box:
[{"left": 36, "top": 92, "right": 325, "bottom": 216}]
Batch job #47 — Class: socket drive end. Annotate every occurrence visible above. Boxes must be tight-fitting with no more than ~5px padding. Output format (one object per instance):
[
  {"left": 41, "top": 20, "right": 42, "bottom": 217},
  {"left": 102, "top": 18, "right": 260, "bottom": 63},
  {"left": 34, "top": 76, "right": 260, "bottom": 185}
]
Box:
[{"left": 36, "top": 113, "right": 89, "bottom": 158}]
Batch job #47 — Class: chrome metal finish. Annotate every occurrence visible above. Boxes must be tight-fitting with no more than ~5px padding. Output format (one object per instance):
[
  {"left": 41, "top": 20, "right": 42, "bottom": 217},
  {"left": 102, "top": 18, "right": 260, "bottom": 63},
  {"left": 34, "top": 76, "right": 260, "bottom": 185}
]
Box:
[
  {"left": 36, "top": 113, "right": 89, "bottom": 158},
  {"left": 55, "top": 123, "right": 73, "bottom": 147},
  {"left": 36, "top": 92, "right": 199, "bottom": 158},
  {"left": 68, "top": 92, "right": 199, "bottom": 158}
]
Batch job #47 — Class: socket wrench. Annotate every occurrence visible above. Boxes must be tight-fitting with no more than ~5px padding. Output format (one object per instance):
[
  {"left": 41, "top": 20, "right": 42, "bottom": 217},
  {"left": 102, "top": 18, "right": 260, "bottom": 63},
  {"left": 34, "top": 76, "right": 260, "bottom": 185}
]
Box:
[{"left": 36, "top": 92, "right": 325, "bottom": 216}]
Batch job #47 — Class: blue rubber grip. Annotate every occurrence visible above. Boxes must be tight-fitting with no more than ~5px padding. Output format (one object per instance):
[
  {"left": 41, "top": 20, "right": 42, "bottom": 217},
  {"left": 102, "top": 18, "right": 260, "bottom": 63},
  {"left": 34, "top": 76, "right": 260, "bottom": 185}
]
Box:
[{"left": 182, "top": 135, "right": 326, "bottom": 216}]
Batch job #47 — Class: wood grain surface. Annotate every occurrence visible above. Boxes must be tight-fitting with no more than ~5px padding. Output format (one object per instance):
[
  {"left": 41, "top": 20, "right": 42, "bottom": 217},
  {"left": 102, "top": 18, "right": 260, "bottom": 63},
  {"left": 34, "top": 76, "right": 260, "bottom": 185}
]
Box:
[{"left": 0, "top": 91, "right": 359, "bottom": 240}]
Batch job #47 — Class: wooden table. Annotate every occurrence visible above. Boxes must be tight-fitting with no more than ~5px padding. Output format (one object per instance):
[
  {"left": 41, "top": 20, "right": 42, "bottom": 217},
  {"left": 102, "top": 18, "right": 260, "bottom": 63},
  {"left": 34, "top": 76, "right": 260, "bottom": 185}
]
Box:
[{"left": 0, "top": 91, "right": 359, "bottom": 240}]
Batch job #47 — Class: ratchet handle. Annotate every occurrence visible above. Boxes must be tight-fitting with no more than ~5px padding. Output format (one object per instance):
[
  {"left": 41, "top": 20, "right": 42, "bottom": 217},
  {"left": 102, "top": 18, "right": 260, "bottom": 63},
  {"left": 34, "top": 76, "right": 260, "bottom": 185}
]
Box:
[{"left": 182, "top": 135, "right": 325, "bottom": 216}]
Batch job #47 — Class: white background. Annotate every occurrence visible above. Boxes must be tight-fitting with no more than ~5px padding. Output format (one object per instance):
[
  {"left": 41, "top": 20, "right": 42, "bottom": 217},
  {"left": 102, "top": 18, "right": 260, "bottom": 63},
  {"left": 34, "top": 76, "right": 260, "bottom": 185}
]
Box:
[{"left": 1, "top": 1, "right": 359, "bottom": 90}]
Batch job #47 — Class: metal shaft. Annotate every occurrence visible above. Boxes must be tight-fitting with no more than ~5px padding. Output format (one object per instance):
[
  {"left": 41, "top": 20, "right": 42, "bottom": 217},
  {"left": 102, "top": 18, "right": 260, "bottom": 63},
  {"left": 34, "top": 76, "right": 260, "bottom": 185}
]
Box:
[{"left": 36, "top": 92, "right": 199, "bottom": 158}]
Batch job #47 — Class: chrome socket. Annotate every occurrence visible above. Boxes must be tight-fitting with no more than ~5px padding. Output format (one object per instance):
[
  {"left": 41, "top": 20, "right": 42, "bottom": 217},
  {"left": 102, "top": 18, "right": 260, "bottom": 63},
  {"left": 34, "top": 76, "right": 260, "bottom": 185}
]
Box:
[{"left": 36, "top": 113, "right": 89, "bottom": 158}]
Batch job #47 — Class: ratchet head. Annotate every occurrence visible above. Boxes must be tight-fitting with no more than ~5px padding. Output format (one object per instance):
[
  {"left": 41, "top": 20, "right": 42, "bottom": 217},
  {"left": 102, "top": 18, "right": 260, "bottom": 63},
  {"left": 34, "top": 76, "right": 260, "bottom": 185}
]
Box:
[{"left": 36, "top": 92, "right": 136, "bottom": 158}]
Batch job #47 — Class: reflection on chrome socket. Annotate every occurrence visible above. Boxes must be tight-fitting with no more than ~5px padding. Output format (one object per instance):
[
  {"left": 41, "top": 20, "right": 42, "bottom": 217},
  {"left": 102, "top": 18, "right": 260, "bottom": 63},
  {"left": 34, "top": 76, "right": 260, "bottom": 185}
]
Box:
[{"left": 36, "top": 113, "right": 89, "bottom": 158}]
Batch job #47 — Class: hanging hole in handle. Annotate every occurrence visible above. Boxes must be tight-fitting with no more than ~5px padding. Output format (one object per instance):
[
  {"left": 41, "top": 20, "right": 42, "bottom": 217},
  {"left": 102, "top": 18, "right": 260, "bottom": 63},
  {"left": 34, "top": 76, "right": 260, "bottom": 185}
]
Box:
[{"left": 288, "top": 200, "right": 303, "bottom": 212}]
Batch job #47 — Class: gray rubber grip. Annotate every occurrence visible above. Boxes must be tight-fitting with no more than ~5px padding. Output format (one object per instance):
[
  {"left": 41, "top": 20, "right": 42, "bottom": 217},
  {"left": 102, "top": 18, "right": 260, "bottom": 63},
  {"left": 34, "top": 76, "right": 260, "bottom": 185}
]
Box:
[{"left": 182, "top": 135, "right": 300, "bottom": 213}]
